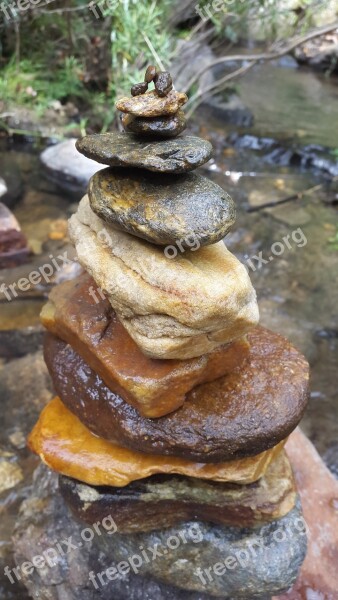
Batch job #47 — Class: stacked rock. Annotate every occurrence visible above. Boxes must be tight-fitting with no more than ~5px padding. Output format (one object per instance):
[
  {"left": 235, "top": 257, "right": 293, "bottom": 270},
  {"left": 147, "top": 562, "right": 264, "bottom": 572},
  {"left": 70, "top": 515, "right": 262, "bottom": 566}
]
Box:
[{"left": 29, "top": 68, "right": 310, "bottom": 599}]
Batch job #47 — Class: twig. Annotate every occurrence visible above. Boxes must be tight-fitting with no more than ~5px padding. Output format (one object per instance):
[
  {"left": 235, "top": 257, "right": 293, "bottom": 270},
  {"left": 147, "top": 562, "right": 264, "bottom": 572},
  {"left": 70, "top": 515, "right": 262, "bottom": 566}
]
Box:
[
  {"left": 185, "top": 61, "right": 255, "bottom": 118},
  {"left": 143, "top": 33, "right": 167, "bottom": 71},
  {"left": 247, "top": 179, "right": 338, "bottom": 213},
  {"left": 183, "top": 21, "right": 338, "bottom": 95}
]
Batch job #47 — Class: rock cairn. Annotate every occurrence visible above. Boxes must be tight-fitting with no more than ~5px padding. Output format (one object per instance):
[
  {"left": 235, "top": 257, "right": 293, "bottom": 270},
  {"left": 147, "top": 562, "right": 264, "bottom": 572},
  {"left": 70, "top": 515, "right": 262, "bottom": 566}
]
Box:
[{"left": 28, "top": 67, "right": 310, "bottom": 599}]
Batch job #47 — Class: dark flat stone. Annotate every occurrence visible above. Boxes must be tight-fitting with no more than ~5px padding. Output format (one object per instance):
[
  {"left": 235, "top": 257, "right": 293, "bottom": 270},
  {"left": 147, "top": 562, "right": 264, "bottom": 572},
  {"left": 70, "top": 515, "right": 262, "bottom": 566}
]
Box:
[
  {"left": 122, "top": 110, "right": 186, "bottom": 138},
  {"left": 14, "top": 464, "right": 304, "bottom": 600},
  {"left": 44, "top": 326, "right": 309, "bottom": 463},
  {"left": 59, "top": 450, "right": 296, "bottom": 533},
  {"left": 89, "top": 168, "right": 235, "bottom": 246},
  {"left": 76, "top": 133, "right": 212, "bottom": 173}
]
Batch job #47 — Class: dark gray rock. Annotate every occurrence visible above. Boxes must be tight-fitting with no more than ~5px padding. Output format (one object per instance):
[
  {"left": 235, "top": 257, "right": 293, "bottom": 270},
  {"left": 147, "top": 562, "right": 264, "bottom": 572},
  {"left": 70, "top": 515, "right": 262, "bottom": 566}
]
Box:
[
  {"left": 76, "top": 133, "right": 213, "bottom": 173},
  {"left": 89, "top": 167, "right": 235, "bottom": 246},
  {"left": 13, "top": 465, "right": 306, "bottom": 600},
  {"left": 122, "top": 110, "right": 187, "bottom": 138},
  {"left": 40, "top": 139, "right": 105, "bottom": 194},
  {"left": 0, "top": 325, "right": 44, "bottom": 359},
  {"left": 201, "top": 94, "right": 254, "bottom": 127}
]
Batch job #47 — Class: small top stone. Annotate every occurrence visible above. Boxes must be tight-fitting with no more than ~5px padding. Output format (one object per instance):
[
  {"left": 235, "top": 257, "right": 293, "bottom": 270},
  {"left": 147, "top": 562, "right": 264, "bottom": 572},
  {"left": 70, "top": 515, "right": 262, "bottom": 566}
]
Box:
[{"left": 115, "top": 89, "right": 188, "bottom": 117}]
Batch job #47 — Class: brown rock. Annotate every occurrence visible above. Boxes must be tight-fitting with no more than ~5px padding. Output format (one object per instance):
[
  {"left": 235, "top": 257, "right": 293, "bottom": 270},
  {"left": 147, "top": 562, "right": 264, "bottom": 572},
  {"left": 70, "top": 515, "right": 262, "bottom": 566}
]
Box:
[
  {"left": 154, "top": 71, "right": 173, "bottom": 97},
  {"left": 28, "top": 396, "right": 285, "bottom": 487},
  {"left": 59, "top": 450, "right": 297, "bottom": 533},
  {"left": 88, "top": 167, "right": 234, "bottom": 246},
  {"left": 41, "top": 273, "right": 250, "bottom": 418},
  {"left": 131, "top": 82, "right": 148, "bottom": 96},
  {"left": 115, "top": 89, "right": 188, "bottom": 117},
  {"left": 272, "top": 429, "right": 338, "bottom": 600},
  {"left": 43, "top": 327, "right": 309, "bottom": 462},
  {"left": 144, "top": 65, "right": 157, "bottom": 83}
]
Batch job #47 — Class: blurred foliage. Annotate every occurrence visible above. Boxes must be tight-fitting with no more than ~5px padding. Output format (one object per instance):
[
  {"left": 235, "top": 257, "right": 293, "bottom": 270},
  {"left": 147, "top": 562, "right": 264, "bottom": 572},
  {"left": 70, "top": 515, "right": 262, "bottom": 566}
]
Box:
[{"left": 0, "top": 0, "right": 332, "bottom": 132}]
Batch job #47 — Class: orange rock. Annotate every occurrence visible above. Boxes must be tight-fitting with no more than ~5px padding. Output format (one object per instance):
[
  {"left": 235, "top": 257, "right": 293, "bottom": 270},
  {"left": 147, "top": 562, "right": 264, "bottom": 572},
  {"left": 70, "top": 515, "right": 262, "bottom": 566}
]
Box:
[
  {"left": 41, "top": 273, "right": 250, "bottom": 418},
  {"left": 273, "top": 429, "right": 338, "bottom": 600},
  {"left": 28, "top": 397, "right": 286, "bottom": 487}
]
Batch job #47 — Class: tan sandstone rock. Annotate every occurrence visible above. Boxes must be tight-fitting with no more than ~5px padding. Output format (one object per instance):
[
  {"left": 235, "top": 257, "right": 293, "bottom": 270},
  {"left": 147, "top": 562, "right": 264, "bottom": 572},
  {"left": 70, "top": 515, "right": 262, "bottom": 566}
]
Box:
[
  {"left": 115, "top": 89, "right": 188, "bottom": 117},
  {"left": 68, "top": 196, "right": 259, "bottom": 359}
]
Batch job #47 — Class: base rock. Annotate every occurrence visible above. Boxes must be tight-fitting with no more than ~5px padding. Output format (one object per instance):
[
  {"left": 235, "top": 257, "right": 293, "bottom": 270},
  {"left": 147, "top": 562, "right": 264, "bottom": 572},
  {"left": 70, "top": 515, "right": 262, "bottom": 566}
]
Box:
[{"left": 13, "top": 464, "right": 306, "bottom": 600}]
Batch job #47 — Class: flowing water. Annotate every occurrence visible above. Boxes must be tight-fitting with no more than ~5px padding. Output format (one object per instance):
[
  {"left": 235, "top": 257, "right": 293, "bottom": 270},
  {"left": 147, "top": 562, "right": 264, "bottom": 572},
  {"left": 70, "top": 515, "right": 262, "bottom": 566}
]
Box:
[{"left": 0, "top": 63, "right": 337, "bottom": 599}]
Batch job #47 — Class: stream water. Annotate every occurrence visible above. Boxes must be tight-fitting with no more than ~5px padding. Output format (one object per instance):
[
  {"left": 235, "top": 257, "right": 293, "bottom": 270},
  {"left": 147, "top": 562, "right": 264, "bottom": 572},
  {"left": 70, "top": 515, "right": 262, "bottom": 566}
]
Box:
[{"left": 0, "top": 63, "right": 337, "bottom": 599}]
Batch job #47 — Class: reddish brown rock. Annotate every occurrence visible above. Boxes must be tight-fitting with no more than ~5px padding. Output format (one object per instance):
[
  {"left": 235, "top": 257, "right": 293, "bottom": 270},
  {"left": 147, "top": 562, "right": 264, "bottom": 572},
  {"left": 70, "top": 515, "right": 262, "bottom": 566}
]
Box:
[
  {"left": 28, "top": 397, "right": 284, "bottom": 487},
  {"left": 273, "top": 428, "right": 338, "bottom": 600},
  {"left": 41, "top": 273, "right": 250, "bottom": 418},
  {"left": 0, "top": 202, "right": 30, "bottom": 268},
  {"left": 59, "top": 450, "right": 297, "bottom": 533},
  {"left": 44, "top": 327, "right": 309, "bottom": 462}
]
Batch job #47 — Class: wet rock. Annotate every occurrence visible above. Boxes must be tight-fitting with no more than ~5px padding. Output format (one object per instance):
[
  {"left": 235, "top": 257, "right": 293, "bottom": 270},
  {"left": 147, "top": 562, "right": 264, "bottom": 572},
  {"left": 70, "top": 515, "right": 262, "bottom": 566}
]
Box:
[
  {"left": 201, "top": 94, "right": 254, "bottom": 127},
  {"left": 122, "top": 110, "right": 186, "bottom": 138},
  {"left": 41, "top": 273, "right": 250, "bottom": 418},
  {"left": 68, "top": 197, "right": 258, "bottom": 359},
  {"left": 40, "top": 138, "right": 105, "bottom": 194},
  {"left": 275, "top": 429, "right": 338, "bottom": 599},
  {"left": 0, "top": 324, "right": 44, "bottom": 359},
  {"left": 102, "top": 500, "right": 306, "bottom": 598},
  {"left": 43, "top": 326, "right": 309, "bottom": 463},
  {"left": 89, "top": 168, "right": 235, "bottom": 246},
  {"left": 0, "top": 155, "right": 23, "bottom": 208},
  {"left": 29, "top": 396, "right": 285, "bottom": 487},
  {"left": 294, "top": 31, "right": 338, "bottom": 73},
  {"left": 0, "top": 202, "right": 30, "bottom": 268},
  {"left": 144, "top": 65, "right": 157, "bottom": 83},
  {"left": 116, "top": 89, "right": 188, "bottom": 117},
  {"left": 131, "top": 82, "right": 148, "bottom": 96},
  {"left": 155, "top": 71, "right": 173, "bottom": 97},
  {"left": 0, "top": 351, "right": 53, "bottom": 441},
  {"left": 60, "top": 450, "right": 296, "bottom": 532},
  {"left": 15, "top": 464, "right": 295, "bottom": 600},
  {"left": 76, "top": 133, "right": 213, "bottom": 173}
]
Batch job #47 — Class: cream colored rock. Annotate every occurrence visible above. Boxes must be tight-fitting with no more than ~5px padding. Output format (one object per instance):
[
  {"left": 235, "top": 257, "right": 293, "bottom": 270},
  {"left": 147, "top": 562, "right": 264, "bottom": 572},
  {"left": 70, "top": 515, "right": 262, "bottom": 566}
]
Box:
[{"left": 68, "top": 196, "right": 259, "bottom": 359}]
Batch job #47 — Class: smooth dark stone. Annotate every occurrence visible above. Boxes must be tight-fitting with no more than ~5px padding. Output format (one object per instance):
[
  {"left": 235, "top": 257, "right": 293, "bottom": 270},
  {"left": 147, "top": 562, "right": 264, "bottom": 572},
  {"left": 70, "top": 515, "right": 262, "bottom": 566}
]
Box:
[
  {"left": 122, "top": 110, "right": 187, "bottom": 138},
  {"left": 14, "top": 464, "right": 306, "bottom": 600},
  {"left": 89, "top": 167, "right": 235, "bottom": 246},
  {"left": 43, "top": 327, "right": 309, "bottom": 463},
  {"left": 76, "top": 133, "right": 213, "bottom": 173},
  {"left": 144, "top": 65, "right": 157, "bottom": 83},
  {"left": 59, "top": 450, "right": 296, "bottom": 533}
]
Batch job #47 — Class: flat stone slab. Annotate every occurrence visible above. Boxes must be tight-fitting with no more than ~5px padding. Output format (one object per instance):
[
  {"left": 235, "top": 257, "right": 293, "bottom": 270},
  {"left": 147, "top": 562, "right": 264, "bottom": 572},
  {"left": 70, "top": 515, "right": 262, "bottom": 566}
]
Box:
[
  {"left": 76, "top": 133, "right": 212, "bottom": 173},
  {"left": 13, "top": 464, "right": 307, "bottom": 599},
  {"left": 68, "top": 197, "right": 258, "bottom": 360},
  {"left": 122, "top": 110, "right": 187, "bottom": 138},
  {"left": 89, "top": 167, "right": 235, "bottom": 246},
  {"left": 41, "top": 273, "right": 250, "bottom": 418},
  {"left": 29, "top": 396, "right": 284, "bottom": 487},
  {"left": 43, "top": 326, "right": 309, "bottom": 463},
  {"left": 60, "top": 450, "right": 296, "bottom": 532},
  {"left": 115, "top": 89, "right": 188, "bottom": 117}
]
